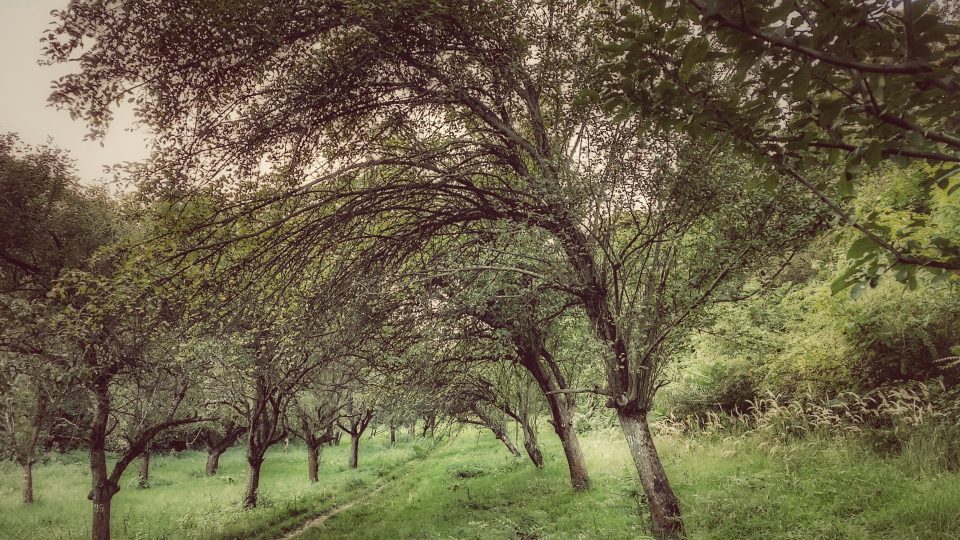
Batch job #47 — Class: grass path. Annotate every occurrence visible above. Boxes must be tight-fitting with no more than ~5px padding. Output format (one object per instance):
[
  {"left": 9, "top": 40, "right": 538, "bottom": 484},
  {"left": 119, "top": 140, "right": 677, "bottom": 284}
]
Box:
[{"left": 282, "top": 451, "right": 432, "bottom": 539}]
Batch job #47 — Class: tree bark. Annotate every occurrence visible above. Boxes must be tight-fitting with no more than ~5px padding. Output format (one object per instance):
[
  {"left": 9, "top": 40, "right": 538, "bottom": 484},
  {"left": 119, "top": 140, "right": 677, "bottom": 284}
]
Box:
[
  {"left": 349, "top": 433, "right": 360, "bottom": 469},
  {"left": 389, "top": 423, "right": 396, "bottom": 446},
  {"left": 137, "top": 451, "right": 150, "bottom": 488},
  {"left": 523, "top": 349, "right": 591, "bottom": 491},
  {"left": 243, "top": 459, "right": 262, "bottom": 508},
  {"left": 518, "top": 418, "right": 544, "bottom": 469},
  {"left": 495, "top": 429, "right": 521, "bottom": 457},
  {"left": 205, "top": 450, "right": 223, "bottom": 475},
  {"left": 523, "top": 438, "right": 544, "bottom": 468},
  {"left": 21, "top": 461, "right": 34, "bottom": 504},
  {"left": 553, "top": 415, "right": 590, "bottom": 491},
  {"left": 91, "top": 488, "right": 114, "bottom": 540},
  {"left": 618, "top": 410, "right": 683, "bottom": 539},
  {"left": 89, "top": 375, "right": 119, "bottom": 540},
  {"left": 89, "top": 449, "right": 118, "bottom": 540},
  {"left": 307, "top": 443, "right": 320, "bottom": 483}
]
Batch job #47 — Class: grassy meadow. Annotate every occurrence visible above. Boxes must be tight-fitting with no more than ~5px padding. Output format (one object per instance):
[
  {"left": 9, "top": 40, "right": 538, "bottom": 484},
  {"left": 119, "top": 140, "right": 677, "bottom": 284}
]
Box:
[
  {"left": 0, "top": 432, "right": 420, "bottom": 540},
  {"left": 2, "top": 427, "right": 960, "bottom": 539}
]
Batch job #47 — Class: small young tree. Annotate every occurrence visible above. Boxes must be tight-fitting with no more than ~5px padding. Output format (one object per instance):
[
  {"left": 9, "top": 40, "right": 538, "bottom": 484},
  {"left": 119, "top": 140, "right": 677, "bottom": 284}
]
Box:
[
  {"left": 337, "top": 399, "right": 375, "bottom": 470},
  {"left": 197, "top": 418, "right": 246, "bottom": 476},
  {"left": 289, "top": 386, "right": 342, "bottom": 483}
]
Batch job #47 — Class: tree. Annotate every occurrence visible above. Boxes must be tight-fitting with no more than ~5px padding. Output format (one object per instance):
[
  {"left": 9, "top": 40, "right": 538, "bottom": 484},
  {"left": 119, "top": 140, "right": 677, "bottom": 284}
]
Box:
[
  {"left": 0, "top": 133, "right": 115, "bottom": 505},
  {"left": 197, "top": 418, "right": 246, "bottom": 476},
  {"left": 49, "top": 267, "right": 204, "bottom": 540},
  {"left": 338, "top": 400, "right": 375, "bottom": 470},
  {"left": 289, "top": 377, "right": 345, "bottom": 483}
]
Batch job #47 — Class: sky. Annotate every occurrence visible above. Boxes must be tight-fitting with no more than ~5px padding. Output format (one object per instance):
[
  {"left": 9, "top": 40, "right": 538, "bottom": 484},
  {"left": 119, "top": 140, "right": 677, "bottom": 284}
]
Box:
[{"left": 0, "top": 0, "right": 149, "bottom": 186}]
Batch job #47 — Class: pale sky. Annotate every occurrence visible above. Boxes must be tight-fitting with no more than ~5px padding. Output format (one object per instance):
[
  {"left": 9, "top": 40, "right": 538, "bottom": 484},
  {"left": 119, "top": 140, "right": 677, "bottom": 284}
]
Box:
[{"left": 0, "top": 0, "right": 149, "bottom": 186}]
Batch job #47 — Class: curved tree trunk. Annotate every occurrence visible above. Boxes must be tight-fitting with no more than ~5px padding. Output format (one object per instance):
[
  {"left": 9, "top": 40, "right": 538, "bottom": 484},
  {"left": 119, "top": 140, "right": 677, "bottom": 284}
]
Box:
[
  {"left": 553, "top": 416, "right": 590, "bottom": 491},
  {"left": 523, "top": 437, "right": 544, "bottom": 469},
  {"left": 307, "top": 443, "right": 320, "bottom": 483},
  {"left": 349, "top": 434, "right": 360, "bottom": 469},
  {"left": 618, "top": 410, "right": 683, "bottom": 539},
  {"left": 495, "top": 428, "right": 521, "bottom": 457},
  {"left": 519, "top": 414, "right": 544, "bottom": 469},
  {"left": 21, "top": 461, "right": 34, "bottom": 504},
  {"left": 205, "top": 450, "right": 223, "bottom": 475},
  {"left": 243, "top": 459, "right": 262, "bottom": 508},
  {"left": 527, "top": 355, "right": 591, "bottom": 491},
  {"left": 137, "top": 451, "right": 150, "bottom": 488}
]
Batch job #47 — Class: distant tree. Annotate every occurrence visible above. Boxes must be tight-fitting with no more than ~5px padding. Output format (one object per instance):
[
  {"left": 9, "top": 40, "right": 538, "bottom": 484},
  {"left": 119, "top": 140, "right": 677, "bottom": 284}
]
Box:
[
  {"left": 196, "top": 418, "right": 246, "bottom": 476},
  {"left": 289, "top": 375, "right": 346, "bottom": 483}
]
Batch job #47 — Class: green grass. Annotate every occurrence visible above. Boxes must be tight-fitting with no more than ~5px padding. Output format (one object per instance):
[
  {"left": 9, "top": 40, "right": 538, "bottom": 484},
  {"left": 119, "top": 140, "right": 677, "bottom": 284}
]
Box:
[
  {"left": 310, "top": 430, "right": 960, "bottom": 540},
  {"left": 0, "top": 432, "right": 421, "bottom": 539},
  {"left": 3, "top": 428, "right": 960, "bottom": 539}
]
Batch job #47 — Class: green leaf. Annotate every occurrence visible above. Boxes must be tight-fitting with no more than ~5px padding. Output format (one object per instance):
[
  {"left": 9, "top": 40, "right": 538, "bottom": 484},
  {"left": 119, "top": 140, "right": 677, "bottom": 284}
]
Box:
[{"left": 847, "top": 236, "right": 879, "bottom": 259}]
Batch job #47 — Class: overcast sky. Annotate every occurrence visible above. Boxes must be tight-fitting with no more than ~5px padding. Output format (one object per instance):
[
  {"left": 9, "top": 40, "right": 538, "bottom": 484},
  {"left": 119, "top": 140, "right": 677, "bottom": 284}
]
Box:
[{"left": 0, "top": 0, "right": 149, "bottom": 186}]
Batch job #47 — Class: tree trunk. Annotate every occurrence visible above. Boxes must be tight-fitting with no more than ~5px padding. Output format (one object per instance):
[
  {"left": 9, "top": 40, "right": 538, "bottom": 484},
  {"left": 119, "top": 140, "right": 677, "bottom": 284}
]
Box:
[
  {"left": 89, "top": 450, "right": 119, "bottom": 540},
  {"left": 554, "top": 419, "right": 590, "bottom": 491},
  {"left": 523, "top": 438, "right": 544, "bottom": 468},
  {"left": 517, "top": 341, "right": 591, "bottom": 491},
  {"left": 205, "top": 450, "right": 222, "bottom": 475},
  {"left": 307, "top": 443, "right": 320, "bottom": 483},
  {"left": 137, "top": 451, "right": 150, "bottom": 488},
  {"left": 537, "top": 386, "right": 590, "bottom": 491},
  {"left": 21, "top": 461, "right": 34, "bottom": 504},
  {"left": 389, "top": 423, "right": 396, "bottom": 446},
  {"left": 407, "top": 421, "right": 416, "bottom": 439},
  {"left": 334, "top": 431, "right": 342, "bottom": 446},
  {"left": 349, "top": 433, "right": 360, "bottom": 469},
  {"left": 89, "top": 375, "right": 119, "bottom": 540},
  {"left": 496, "top": 429, "right": 521, "bottom": 457},
  {"left": 618, "top": 410, "right": 683, "bottom": 539},
  {"left": 519, "top": 419, "right": 544, "bottom": 469},
  {"left": 242, "top": 459, "right": 262, "bottom": 508},
  {"left": 91, "top": 489, "right": 113, "bottom": 540}
]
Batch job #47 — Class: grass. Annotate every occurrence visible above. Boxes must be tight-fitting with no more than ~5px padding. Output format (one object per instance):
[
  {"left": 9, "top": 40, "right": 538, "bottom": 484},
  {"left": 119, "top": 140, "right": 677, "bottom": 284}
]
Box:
[
  {"left": 0, "top": 432, "right": 421, "bottom": 540},
  {"left": 2, "top": 427, "right": 960, "bottom": 539}
]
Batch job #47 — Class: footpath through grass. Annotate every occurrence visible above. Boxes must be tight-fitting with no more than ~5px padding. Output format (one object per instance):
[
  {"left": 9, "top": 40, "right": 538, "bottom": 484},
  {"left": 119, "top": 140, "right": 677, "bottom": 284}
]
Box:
[{"left": 2, "top": 427, "right": 960, "bottom": 539}]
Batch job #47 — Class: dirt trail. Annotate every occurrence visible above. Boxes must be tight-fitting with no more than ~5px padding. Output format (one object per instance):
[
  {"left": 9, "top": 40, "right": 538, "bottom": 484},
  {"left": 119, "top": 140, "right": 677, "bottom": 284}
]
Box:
[
  {"left": 281, "top": 477, "right": 398, "bottom": 539},
  {"left": 279, "top": 445, "right": 442, "bottom": 540}
]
